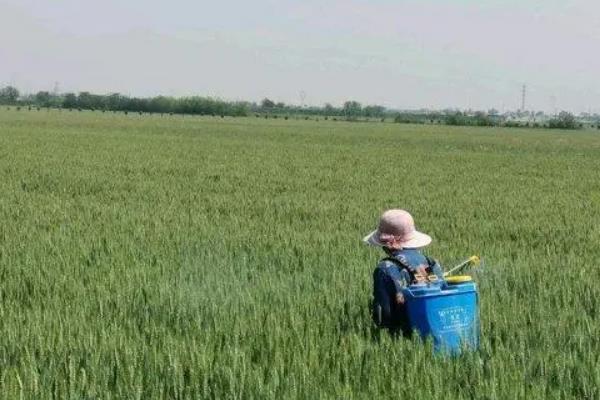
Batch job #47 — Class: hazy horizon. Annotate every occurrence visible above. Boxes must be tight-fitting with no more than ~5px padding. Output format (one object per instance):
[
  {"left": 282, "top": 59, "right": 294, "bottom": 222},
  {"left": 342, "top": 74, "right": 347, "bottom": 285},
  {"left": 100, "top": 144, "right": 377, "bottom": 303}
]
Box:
[{"left": 1, "top": 0, "right": 599, "bottom": 113}]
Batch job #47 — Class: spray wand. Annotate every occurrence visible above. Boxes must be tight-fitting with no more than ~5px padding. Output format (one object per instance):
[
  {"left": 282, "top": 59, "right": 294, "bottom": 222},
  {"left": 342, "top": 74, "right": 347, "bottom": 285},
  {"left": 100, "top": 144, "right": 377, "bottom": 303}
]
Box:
[{"left": 443, "top": 255, "right": 480, "bottom": 277}]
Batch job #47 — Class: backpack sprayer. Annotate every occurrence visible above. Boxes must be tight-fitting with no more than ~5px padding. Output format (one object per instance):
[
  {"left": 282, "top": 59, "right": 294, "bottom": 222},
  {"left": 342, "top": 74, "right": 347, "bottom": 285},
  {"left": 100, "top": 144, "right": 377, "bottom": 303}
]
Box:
[{"left": 406, "top": 255, "right": 482, "bottom": 353}]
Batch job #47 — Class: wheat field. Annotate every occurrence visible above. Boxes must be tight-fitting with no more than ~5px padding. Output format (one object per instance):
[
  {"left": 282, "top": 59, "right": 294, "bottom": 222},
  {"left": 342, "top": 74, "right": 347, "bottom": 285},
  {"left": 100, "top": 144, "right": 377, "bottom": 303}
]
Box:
[{"left": 0, "top": 109, "right": 599, "bottom": 399}]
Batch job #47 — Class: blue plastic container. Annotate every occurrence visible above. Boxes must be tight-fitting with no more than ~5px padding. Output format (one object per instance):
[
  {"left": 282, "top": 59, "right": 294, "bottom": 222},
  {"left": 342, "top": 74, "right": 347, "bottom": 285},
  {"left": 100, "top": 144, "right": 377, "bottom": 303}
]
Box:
[{"left": 402, "top": 280, "right": 479, "bottom": 353}]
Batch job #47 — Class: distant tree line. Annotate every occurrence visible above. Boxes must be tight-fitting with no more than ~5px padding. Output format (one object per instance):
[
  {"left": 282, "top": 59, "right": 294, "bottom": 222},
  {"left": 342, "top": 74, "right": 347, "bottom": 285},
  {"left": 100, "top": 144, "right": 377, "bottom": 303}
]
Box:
[
  {"left": 0, "top": 86, "right": 19, "bottom": 104},
  {"left": 393, "top": 110, "right": 583, "bottom": 130},
  {"left": 547, "top": 111, "right": 578, "bottom": 129},
  {"left": 0, "top": 85, "right": 591, "bottom": 130},
  {"left": 1, "top": 86, "right": 249, "bottom": 116},
  {"left": 255, "top": 98, "right": 386, "bottom": 119},
  {"left": 1, "top": 87, "right": 388, "bottom": 119}
]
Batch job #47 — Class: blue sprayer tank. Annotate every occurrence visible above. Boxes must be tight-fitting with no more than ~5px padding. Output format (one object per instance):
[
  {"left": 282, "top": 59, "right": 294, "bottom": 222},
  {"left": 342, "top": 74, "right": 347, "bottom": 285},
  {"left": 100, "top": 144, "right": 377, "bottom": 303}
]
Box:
[{"left": 402, "top": 278, "right": 479, "bottom": 353}]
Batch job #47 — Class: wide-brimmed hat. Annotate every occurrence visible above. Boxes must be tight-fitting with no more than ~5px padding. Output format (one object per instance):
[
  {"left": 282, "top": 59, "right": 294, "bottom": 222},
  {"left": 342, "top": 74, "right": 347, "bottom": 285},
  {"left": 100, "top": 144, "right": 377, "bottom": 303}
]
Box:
[{"left": 363, "top": 209, "right": 432, "bottom": 248}]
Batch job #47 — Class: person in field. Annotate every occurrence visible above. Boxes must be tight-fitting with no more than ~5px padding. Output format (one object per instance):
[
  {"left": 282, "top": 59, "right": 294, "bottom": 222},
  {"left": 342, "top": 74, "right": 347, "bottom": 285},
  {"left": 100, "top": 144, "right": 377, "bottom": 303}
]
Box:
[{"left": 364, "top": 209, "right": 444, "bottom": 334}]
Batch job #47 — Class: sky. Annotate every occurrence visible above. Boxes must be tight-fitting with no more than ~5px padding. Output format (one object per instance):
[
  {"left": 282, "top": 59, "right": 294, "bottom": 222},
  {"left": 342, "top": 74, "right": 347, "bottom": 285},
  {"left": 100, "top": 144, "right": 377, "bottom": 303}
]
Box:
[{"left": 1, "top": 0, "right": 599, "bottom": 112}]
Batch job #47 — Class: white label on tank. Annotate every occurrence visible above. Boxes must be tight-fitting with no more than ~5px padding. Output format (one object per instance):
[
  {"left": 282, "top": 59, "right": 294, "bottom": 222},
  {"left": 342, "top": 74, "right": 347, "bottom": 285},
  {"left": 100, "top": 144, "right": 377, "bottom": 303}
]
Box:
[{"left": 437, "top": 306, "right": 470, "bottom": 332}]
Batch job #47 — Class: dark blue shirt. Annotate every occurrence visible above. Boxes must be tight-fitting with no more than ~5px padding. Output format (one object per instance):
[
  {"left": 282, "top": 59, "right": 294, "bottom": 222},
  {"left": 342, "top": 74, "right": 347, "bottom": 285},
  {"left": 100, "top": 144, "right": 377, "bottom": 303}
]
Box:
[{"left": 372, "top": 248, "right": 444, "bottom": 332}]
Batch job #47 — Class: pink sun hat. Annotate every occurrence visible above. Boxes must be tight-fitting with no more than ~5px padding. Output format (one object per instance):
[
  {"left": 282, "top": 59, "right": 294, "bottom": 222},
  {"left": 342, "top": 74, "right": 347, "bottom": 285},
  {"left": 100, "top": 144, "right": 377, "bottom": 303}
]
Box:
[{"left": 363, "top": 209, "right": 432, "bottom": 248}]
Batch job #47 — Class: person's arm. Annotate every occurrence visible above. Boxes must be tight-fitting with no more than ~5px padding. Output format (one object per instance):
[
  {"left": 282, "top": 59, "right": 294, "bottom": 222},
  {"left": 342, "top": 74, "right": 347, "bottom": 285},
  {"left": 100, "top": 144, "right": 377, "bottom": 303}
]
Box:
[{"left": 372, "top": 265, "right": 393, "bottom": 327}]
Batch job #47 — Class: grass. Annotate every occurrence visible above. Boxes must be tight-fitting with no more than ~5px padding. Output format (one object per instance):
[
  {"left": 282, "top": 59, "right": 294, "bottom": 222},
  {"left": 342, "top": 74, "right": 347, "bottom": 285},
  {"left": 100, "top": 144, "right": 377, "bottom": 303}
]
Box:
[{"left": 0, "top": 109, "right": 599, "bottom": 399}]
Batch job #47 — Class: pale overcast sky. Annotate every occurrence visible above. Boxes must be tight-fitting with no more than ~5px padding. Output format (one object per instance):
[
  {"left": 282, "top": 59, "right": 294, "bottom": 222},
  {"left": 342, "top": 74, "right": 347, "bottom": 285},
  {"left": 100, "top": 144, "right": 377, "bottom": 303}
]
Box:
[{"left": 1, "top": 0, "right": 599, "bottom": 112}]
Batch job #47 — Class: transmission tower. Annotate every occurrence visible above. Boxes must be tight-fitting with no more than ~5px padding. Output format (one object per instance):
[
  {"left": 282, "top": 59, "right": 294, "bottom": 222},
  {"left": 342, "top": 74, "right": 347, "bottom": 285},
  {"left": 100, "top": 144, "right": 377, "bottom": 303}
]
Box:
[
  {"left": 521, "top": 84, "right": 526, "bottom": 111},
  {"left": 299, "top": 90, "right": 306, "bottom": 107}
]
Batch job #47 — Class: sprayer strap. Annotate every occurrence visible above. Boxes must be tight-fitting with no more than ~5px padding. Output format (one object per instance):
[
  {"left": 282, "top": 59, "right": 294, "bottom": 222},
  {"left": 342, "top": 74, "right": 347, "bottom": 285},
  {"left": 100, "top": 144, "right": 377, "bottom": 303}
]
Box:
[{"left": 380, "top": 256, "right": 414, "bottom": 292}]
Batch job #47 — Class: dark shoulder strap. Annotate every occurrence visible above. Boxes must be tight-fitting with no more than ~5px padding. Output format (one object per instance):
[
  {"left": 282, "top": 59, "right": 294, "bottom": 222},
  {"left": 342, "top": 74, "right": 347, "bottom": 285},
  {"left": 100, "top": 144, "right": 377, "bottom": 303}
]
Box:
[{"left": 379, "top": 256, "right": 413, "bottom": 293}]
